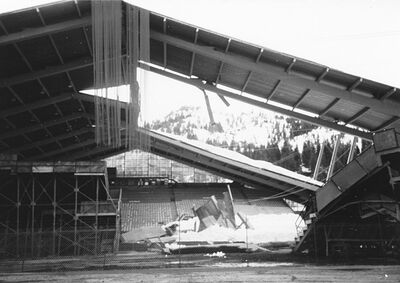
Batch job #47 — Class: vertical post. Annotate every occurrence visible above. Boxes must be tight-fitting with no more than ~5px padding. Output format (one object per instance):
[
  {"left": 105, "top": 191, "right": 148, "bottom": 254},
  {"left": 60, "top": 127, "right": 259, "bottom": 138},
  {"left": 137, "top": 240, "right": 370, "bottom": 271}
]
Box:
[
  {"left": 113, "top": 189, "right": 122, "bottom": 253},
  {"left": 74, "top": 175, "right": 78, "bottom": 256},
  {"left": 313, "top": 222, "right": 318, "bottom": 262},
  {"left": 347, "top": 136, "right": 357, "bottom": 164},
  {"left": 313, "top": 142, "right": 325, "bottom": 180},
  {"left": 178, "top": 214, "right": 181, "bottom": 268},
  {"left": 95, "top": 177, "right": 99, "bottom": 255},
  {"left": 31, "top": 176, "right": 35, "bottom": 258},
  {"left": 16, "top": 175, "right": 20, "bottom": 257},
  {"left": 324, "top": 225, "right": 329, "bottom": 257},
  {"left": 327, "top": 136, "right": 340, "bottom": 180},
  {"left": 52, "top": 175, "right": 56, "bottom": 256}
]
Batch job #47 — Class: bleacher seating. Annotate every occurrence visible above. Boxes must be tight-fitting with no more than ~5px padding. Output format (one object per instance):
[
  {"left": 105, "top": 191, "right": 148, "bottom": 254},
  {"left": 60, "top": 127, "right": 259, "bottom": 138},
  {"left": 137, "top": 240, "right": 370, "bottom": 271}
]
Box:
[{"left": 116, "top": 183, "right": 292, "bottom": 233}]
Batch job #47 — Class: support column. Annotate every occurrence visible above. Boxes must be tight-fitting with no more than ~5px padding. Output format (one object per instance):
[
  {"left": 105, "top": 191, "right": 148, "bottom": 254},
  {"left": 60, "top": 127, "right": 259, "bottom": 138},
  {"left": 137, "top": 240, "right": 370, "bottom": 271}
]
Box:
[
  {"left": 52, "top": 175, "right": 56, "bottom": 256},
  {"left": 324, "top": 225, "right": 329, "bottom": 257},
  {"left": 327, "top": 136, "right": 340, "bottom": 180},
  {"left": 313, "top": 142, "right": 325, "bottom": 180},
  {"left": 74, "top": 175, "right": 78, "bottom": 256},
  {"left": 347, "top": 136, "right": 357, "bottom": 164},
  {"left": 31, "top": 176, "right": 35, "bottom": 258},
  {"left": 16, "top": 175, "right": 20, "bottom": 257},
  {"left": 95, "top": 177, "right": 99, "bottom": 255}
]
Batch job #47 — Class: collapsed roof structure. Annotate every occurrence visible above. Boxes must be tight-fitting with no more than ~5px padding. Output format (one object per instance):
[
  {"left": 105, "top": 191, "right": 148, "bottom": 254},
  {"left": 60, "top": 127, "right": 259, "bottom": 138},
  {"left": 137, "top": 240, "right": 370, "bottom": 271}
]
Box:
[{"left": 0, "top": 0, "right": 399, "bottom": 259}]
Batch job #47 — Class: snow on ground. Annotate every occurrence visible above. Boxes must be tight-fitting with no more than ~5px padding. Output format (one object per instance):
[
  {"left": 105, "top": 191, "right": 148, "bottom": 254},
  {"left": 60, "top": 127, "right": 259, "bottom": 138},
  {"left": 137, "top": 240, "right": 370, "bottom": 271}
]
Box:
[{"left": 171, "top": 213, "right": 298, "bottom": 244}]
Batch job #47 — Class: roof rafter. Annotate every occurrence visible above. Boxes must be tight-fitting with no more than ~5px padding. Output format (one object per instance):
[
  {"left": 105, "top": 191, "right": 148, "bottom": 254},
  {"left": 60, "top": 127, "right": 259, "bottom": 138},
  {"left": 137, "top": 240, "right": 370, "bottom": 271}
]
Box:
[
  {"left": 215, "top": 38, "right": 231, "bottom": 84},
  {"left": 380, "top": 87, "right": 397, "bottom": 101},
  {"left": 0, "top": 57, "right": 92, "bottom": 87},
  {"left": 348, "top": 77, "right": 363, "bottom": 92},
  {"left": 292, "top": 89, "right": 310, "bottom": 110},
  {"left": 151, "top": 31, "right": 400, "bottom": 117},
  {"left": 188, "top": 28, "right": 199, "bottom": 77},
  {"left": 319, "top": 98, "right": 340, "bottom": 116},
  {"left": 0, "top": 16, "right": 91, "bottom": 46},
  {"left": 344, "top": 107, "right": 369, "bottom": 125},
  {"left": 266, "top": 80, "right": 281, "bottom": 101},
  {"left": 28, "top": 139, "right": 95, "bottom": 160},
  {"left": 0, "top": 112, "right": 91, "bottom": 141},
  {"left": 144, "top": 63, "right": 372, "bottom": 140},
  {"left": 316, "top": 68, "right": 329, "bottom": 82},
  {"left": 241, "top": 48, "right": 263, "bottom": 93},
  {"left": 374, "top": 116, "right": 400, "bottom": 131},
  {"left": 0, "top": 92, "right": 77, "bottom": 119},
  {"left": 2, "top": 127, "right": 93, "bottom": 154}
]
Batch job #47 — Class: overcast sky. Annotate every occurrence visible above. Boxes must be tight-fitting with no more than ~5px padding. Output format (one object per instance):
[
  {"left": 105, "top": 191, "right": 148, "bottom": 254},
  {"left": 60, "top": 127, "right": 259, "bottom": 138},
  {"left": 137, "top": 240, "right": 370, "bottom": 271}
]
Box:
[{"left": 2, "top": 0, "right": 400, "bottom": 121}]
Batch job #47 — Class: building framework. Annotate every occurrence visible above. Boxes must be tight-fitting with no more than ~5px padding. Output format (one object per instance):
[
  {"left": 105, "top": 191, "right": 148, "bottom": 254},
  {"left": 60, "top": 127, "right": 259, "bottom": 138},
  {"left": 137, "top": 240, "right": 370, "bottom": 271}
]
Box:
[{"left": 0, "top": 161, "right": 119, "bottom": 258}]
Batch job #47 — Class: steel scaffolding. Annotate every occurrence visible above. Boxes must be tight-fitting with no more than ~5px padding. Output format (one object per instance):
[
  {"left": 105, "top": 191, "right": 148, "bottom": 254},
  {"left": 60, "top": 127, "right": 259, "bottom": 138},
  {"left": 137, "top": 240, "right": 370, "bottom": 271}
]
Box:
[{"left": 0, "top": 161, "right": 119, "bottom": 259}]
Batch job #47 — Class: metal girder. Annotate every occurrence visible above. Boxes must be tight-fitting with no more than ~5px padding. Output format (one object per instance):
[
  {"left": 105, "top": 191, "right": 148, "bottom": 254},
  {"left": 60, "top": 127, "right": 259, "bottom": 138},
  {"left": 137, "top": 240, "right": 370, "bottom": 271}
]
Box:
[
  {"left": 28, "top": 139, "right": 95, "bottom": 160},
  {"left": 69, "top": 145, "right": 112, "bottom": 161},
  {"left": 215, "top": 38, "right": 231, "bottom": 84},
  {"left": 266, "top": 80, "right": 281, "bottom": 101},
  {"left": 348, "top": 78, "right": 363, "bottom": 92},
  {"left": 286, "top": 58, "right": 296, "bottom": 73},
  {"left": 0, "top": 112, "right": 91, "bottom": 140},
  {"left": 144, "top": 64, "right": 373, "bottom": 140},
  {"left": 151, "top": 31, "right": 400, "bottom": 117},
  {"left": 345, "top": 107, "right": 369, "bottom": 125},
  {"left": 317, "top": 68, "right": 329, "bottom": 82},
  {"left": 292, "top": 89, "right": 310, "bottom": 110},
  {"left": 319, "top": 98, "right": 340, "bottom": 116},
  {"left": 241, "top": 48, "right": 263, "bottom": 93},
  {"left": 163, "top": 18, "right": 167, "bottom": 68},
  {"left": 2, "top": 127, "right": 93, "bottom": 154},
  {"left": 374, "top": 116, "right": 400, "bottom": 131},
  {"left": 188, "top": 28, "right": 199, "bottom": 77},
  {"left": 0, "top": 16, "right": 91, "bottom": 46},
  {"left": 0, "top": 92, "right": 77, "bottom": 119},
  {"left": 380, "top": 87, "right": 397, "bottom": 101},
  {"left": 0, "top": 57, "right": 92, "bottom": 87},
  {"left": 347, "top": 136, "right": 357, "bottom": 164},
  {"left": 327, "top": 135, "right": 340, "bottom": 179}
]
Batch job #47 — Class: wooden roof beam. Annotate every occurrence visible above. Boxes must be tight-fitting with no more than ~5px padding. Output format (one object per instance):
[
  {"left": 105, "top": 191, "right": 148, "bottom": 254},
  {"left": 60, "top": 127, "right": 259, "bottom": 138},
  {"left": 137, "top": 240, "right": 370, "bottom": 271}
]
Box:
[
  {"left": 292, "top": 89, "right": 310, "bottom": 110},
  {"left": 286, "top": 58, "right": 296, "bottom": 73},
  {"left": 0, "top": 57, "right": 92, "bottom": 87},
  {"left": 2, "top": 127, "right": 93, "bottom": 154},
  {"left": 151, "top": 31, "right": 400, "bottom": 117},
  {"left": 241, "top": 48, "right": 263, "bottom": 93},
  {"left": 0, "top": 92, "right": 77, "bottom": 119},
  {"left": 316, "top": 68, "right": 329, "bottom": 82},
  {"left": 319, "top": 98, "right": 340, "bottom": 117},
  {"left": 189, "top": 28, "right": 199, "bottom": 77},
  {"left": 374, "top": 116, "right": 400, "bottom": 131},
  {"left": 0, "top": 112, "right": 92, "bottom": 140},
  {"left": 28, "top": 139, "right": 95, "bottom": 161},
  {"left": 215, "top": 38, "right": 231, "bottom": 84},
  {"left": 0, "top": 16, "right": 91, "bottom": 46},
  {"left": 145, "top": 64, "right": 373, "bottom": 140},
  {"left": 380, "top": 87, "right": 397, "bottom": 101},
  {"left": 348, "top": 77, "right": 363, "bottom": 92},
  {"left": 266, "top": 80, "right": 281, "bottom": 101},
  {"left": 344, "top": 107, "right": 369, "bottom": 125}
]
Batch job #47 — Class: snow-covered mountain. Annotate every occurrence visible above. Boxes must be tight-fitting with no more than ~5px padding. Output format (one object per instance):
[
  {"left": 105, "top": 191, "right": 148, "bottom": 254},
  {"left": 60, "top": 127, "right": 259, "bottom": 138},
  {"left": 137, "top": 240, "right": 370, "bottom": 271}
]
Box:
[{"left": 149, "top": 105, "right": 369, "bottom": 180}]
